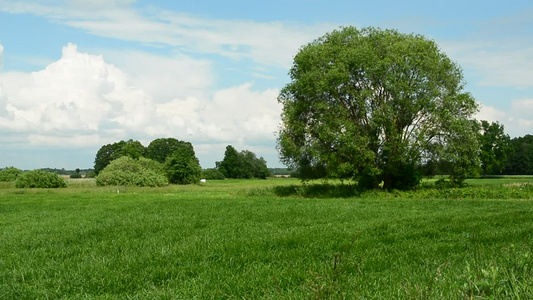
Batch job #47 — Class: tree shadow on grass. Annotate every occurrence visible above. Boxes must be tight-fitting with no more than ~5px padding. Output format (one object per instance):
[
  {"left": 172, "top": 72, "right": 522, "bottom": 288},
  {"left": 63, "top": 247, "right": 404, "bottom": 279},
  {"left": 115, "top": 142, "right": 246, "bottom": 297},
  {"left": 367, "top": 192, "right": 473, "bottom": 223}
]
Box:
[{"left": 273, "top": 183, "right": 361, "bottom": 198}]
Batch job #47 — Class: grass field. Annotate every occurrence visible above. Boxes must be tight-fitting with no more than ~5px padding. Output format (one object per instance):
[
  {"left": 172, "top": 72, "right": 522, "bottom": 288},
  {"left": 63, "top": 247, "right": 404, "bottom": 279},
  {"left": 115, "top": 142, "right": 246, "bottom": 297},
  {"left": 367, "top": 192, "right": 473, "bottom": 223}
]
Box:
[{"left": 1, "top": 177, "right": 532, "bottom": 299}]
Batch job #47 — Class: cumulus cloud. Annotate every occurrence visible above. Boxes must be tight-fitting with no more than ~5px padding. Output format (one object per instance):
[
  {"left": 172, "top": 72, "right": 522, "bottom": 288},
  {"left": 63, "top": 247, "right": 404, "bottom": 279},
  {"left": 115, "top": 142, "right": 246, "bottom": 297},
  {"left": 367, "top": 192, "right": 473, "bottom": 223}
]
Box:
[
  {"left": 475, "top": 99, "right": 533, "bottom": 138},
  {"left": 0, "top": 44, "right": 283, "bottom": 163},
  {"left": 100, "top": 50, "right": 213, "bottom": 102}
]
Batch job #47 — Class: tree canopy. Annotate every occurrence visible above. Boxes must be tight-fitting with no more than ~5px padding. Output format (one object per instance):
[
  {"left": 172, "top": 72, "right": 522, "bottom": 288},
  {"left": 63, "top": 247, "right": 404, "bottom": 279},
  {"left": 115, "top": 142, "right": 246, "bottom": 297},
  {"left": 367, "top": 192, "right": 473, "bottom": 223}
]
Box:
[
  {"left": 277, "top": 26, "right": 479, "bottom": 189},
  {"left": 504, "top": 135, "right": 533, "bottom": 175},
  {"left": 146, "top": 138, "right": 189, "bottom": 164},
  {"left": 216, "top": 145, "right": 270, "bottom": 179},
  {"left": 478, "top": 120, "right": 512, "bottom": 177},
  {"left": 94, "top": 139, "right": 146, "bottom": 174},
  {"left": 165, "top": 142, "right": 202, "bottom": 184}
]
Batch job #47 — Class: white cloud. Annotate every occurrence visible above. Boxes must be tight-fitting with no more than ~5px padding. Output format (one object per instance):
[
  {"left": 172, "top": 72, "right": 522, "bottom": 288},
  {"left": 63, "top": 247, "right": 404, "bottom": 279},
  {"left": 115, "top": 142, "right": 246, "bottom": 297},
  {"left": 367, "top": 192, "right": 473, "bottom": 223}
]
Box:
[
  {"left": 0, "top": 0, "right": 331, "bottom": 68},
  {"left": 100, "top": 50, "right": 213, "bottom": 102},
  {"left": 0, "top": 44, "right": 283, "bottom": 165},
  {"left": 0, "top": 43, "right": 155, "bottom": 145},
  {"left": 446, "top": 41, "right": 533, "bottom": 88},
  {"left": 475, "top": 99, "right": 533, "bottom": 138},
  {"left": 0, "top": 42, "right": 3, "bottom": 70},
  {"left": 147, "top": 83, "right": 281, "bottom": 143}
]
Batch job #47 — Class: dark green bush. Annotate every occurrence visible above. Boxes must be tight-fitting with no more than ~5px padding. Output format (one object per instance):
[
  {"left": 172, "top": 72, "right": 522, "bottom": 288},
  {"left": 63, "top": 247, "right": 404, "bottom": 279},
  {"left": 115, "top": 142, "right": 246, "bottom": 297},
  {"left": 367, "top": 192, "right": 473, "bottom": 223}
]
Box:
[
  {"left": 0, "top": 167, "right": 23, "bottom": 182},
  {"left": 69, "top": 174, "right": 83, "bottom": 179},
  {"left": 202, "top": 168, "right": 225, "bottom": 180},
  {"left": 95, "top": 156, "right": 168, "bottom": 187},
  {"left": 165, "top": 148, "right": 202, "bottom": 185},
  {"left": 15, "top": 170, "right": 67, "bottom": 188}
]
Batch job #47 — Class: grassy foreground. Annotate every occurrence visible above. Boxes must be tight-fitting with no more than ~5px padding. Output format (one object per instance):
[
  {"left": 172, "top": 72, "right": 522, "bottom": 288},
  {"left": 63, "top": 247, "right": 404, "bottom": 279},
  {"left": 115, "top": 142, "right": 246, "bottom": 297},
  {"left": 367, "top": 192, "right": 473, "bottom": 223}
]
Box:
[{"left": 1, "top": 178, "right": 532, "bottom": 299}]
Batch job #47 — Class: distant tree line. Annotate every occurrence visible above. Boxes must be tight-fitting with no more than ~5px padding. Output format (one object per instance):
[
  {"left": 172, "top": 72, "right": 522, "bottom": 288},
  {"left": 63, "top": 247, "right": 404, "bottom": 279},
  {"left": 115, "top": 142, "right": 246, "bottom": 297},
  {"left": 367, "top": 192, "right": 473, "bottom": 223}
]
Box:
[
  {"left": 421, "top": 121, "right": 532, "bottom": 177},
  {"left": 503, "top": 134, "right": 533, "bottom": 175}
]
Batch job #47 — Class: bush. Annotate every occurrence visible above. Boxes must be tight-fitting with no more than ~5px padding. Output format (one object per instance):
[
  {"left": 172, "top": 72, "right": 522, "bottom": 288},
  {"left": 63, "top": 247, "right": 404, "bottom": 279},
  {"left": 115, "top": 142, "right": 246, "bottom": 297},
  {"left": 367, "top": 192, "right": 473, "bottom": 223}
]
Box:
[
  {"left": 15, "top": 170, "right": 67, "bottom": 188},
  {"left": 202, "top": 168, "right": 225, "bottom": 180},
  {"left": 69, "top": 174, "right": 83, "bottom": 179},
  {"left": 0, "top": 167, "right": 23, "bottom": 182},
  {"left": 95, "top": 156, "right": 168, "bottom": 187},
  {"left": 84, "top": 170, "right": 96, "bottom": 178}
]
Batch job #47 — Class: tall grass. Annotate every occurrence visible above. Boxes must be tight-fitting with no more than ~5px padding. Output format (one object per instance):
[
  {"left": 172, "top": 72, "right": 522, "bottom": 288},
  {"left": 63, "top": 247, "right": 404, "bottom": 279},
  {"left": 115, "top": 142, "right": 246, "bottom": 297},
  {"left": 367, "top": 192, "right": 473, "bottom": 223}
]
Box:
[{"left": 0, "top": 178, "right": 532, "bottom": 299}]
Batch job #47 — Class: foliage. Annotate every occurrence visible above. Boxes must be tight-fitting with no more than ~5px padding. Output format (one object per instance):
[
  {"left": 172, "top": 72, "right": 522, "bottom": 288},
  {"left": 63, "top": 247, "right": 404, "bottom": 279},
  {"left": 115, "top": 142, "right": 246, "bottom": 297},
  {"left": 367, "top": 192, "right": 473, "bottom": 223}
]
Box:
[
  {"left": 94, "top": 139, "right": 146, "bottom": 174},
  {"left": 277, "top": 26, "right": 479, "bottom": 190},
  {"left": 96, "top": 156, "right": 168, "bottom": 187},
  {"left": 505, "top": 134, "right": 533, "bottom": 175},
  {"left": 202, "top": 168, "right": 226, "bottom": 180},
  {"left": 478, "top": 120, "right": 512, "bottom": 177},
  {"left": 0, "top": 167, "right": 23, "bottom": 182},
  {"left": 216, "top": 145, "right": 241, "bottom": 178},
  {"left": 165, "top": 142, "right": 202, "bottom": 185},
  {"left": 216, "top": 145, "right": 270, "bottom": 179},
  {"left": 240, "top": 150, "right": 271, "bottom": 179},
  {"left": 15, "top": 169, "right": 67, "bottom": 188},
  {"left": 146, "top": 138, "right": 188, "bottom": 164},
  {"left": 85, "top": 170, "right": 96, "bottom": 178},
  {"left": 69, "top": 173, "right": 83, "bottom": 179}
]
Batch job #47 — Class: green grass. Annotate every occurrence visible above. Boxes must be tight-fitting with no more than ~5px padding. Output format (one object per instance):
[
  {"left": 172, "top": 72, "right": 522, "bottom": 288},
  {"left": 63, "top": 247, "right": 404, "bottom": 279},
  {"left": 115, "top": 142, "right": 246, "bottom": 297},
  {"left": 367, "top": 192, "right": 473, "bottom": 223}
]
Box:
[{"left": 1, "top": 178, "right": 532, "bottom": 299}]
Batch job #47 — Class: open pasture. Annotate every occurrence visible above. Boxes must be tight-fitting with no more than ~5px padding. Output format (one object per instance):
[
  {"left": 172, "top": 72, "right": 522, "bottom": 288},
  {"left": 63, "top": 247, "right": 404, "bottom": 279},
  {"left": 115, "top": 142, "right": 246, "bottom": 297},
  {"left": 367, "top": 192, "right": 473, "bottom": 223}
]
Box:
[{"left": 1, "top": 177, "right": 532, "bottom": 299}]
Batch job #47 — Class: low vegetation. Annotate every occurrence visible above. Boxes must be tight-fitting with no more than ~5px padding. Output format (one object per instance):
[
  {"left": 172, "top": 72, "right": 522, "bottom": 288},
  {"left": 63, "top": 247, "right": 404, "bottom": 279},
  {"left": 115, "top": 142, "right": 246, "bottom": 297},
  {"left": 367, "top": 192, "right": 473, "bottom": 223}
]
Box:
[
  {"left": 14, "top": 169, "right": 67, "bottom": 188},
  {"left": 0, "top": 166, "right": 22, "bottom": 182},
  {"left": 1, "top": 177, "right": 532, "bottom": 299},
  {"left": 95, "top": 156, "right": 168, "bottom": 187}
]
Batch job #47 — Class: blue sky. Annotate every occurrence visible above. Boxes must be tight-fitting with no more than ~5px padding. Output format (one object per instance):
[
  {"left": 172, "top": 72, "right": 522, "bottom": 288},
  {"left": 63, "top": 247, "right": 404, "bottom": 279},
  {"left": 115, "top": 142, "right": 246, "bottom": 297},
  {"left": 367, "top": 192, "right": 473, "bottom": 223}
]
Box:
[{"left": 0, "top": 0, "right": 532, "bottom": 170}]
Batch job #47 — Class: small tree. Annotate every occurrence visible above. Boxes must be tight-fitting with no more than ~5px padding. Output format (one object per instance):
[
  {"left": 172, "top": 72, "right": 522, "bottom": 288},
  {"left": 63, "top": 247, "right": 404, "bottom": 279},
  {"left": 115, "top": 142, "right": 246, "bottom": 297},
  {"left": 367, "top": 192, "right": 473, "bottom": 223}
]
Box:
[
  {"left": 70, "top": 168, "right": 82, "bottom": 179},
  {"left": 216, "top": 145, "right": 242, "bottom": 178},
  {"left": 216, "top": 146, "right": 270, "bottom": 179},
  {"left": 165, "top": 143, "right": 202, "bottom": 184},
  {"left": 478, "top": 120, "right": 512, "bottom": 177}
]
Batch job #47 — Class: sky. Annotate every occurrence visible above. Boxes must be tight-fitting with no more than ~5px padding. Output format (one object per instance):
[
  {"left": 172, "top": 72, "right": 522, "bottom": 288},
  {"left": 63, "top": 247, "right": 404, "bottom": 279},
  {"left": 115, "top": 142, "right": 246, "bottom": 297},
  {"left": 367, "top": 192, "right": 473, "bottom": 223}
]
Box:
[{"left": 0, "top": 0, "right": 532, "bottom": 170}]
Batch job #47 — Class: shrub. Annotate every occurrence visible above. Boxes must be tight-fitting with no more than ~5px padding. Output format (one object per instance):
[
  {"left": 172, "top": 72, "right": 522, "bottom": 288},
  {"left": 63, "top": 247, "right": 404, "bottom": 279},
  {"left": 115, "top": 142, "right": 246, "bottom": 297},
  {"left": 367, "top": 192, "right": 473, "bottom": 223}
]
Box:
[
  {"left": 15, "top": 170, "right": 67, "bottom": 188},
  {"left": 202, "top": 168, "right": 225, "bottom": 180},
  {"left": 0, "top": 167, "right": 23, "bottom": 182},
  {"left": 69, "top": 174, "right": 83, "bottom": 179},
  {"left": 95, "top": 156, "right": 168, "bottom": 187},
  {"left": 84, "top": 170, "right": 96, "bottom": 178}
]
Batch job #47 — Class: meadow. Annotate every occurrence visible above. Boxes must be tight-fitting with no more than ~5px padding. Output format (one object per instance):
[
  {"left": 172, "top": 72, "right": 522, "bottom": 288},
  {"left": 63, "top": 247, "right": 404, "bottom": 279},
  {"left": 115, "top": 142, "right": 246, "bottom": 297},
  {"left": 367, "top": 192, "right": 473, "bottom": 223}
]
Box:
[{"left": 1, "top": 177, "right": 532, "bottom": 299}]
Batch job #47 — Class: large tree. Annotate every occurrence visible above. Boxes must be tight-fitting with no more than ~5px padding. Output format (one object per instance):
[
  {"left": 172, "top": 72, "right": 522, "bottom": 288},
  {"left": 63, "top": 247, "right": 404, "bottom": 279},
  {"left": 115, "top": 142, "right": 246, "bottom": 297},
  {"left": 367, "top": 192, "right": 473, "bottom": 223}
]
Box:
[
  {"left": 277, "top": 27, "right": 479, "bottom": 189},
  {"left": 478, "top": 120, "right": 512, "bottom": 177}
]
